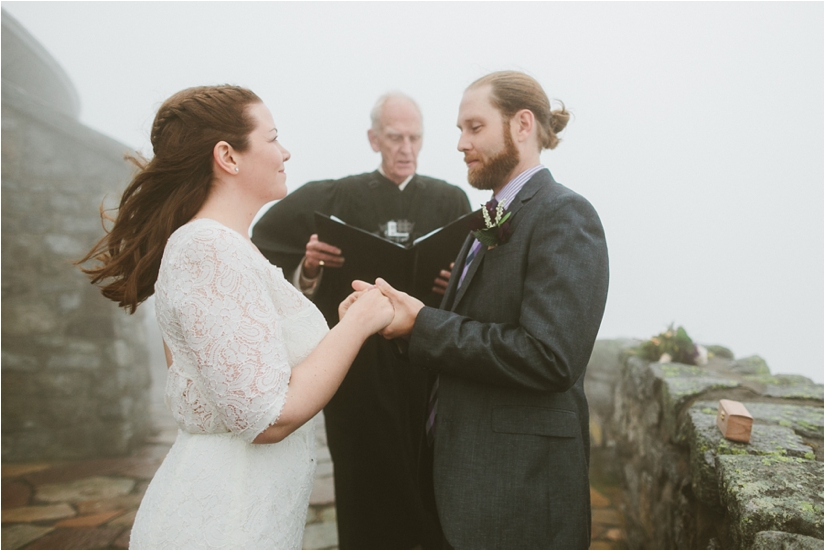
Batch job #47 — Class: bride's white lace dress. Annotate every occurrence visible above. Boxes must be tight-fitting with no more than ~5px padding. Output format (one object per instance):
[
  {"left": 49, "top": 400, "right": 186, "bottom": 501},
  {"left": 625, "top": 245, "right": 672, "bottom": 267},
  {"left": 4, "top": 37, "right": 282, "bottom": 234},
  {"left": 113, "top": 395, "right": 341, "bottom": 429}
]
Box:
[{"left": 130, "top": 219, "right": 328, "bottom": 549}]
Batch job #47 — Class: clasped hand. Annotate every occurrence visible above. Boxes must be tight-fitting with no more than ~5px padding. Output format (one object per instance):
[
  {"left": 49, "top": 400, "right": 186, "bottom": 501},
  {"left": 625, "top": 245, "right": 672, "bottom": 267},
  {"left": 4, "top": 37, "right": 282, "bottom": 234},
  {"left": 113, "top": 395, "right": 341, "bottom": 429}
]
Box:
[{"left": 338, "top": 278, "right": 424, "bottom": 339}]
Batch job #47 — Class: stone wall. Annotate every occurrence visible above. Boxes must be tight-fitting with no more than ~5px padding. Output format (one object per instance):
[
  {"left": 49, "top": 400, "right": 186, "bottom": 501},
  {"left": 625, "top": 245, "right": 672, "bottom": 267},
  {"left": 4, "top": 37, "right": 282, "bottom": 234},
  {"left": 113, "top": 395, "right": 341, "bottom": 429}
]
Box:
[
  {"left": 1, "top": 10, "right": 152, "bottom": 462},
  {"left": 585, "top": 340, "right": 824, "bottom": 549}
]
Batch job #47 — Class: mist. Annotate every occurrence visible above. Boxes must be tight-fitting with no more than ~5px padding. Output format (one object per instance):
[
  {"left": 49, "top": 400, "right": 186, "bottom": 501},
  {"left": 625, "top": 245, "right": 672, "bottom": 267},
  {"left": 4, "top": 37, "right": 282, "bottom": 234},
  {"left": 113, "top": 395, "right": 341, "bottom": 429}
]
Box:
[{"left": 4, "top": 1, "right": 822, "bottom": 382}]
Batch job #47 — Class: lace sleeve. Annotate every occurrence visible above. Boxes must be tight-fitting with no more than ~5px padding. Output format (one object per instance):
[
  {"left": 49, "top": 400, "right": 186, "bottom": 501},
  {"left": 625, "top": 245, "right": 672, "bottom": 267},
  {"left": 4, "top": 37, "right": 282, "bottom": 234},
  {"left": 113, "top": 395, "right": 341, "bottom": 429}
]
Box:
[{"left": 172, "top": 228, "right": 292, "bottom": 443}]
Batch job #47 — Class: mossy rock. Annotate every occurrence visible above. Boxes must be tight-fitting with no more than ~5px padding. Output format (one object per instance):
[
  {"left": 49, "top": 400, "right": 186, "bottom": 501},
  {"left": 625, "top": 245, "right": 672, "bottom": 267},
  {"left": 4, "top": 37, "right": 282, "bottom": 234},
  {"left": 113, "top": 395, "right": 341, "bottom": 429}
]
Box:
[
  {"left": 750, "top": 530, "right": 824, "bottom": 549},
  {"left": 683, "top": 407, "right": 814, "bottom": 505},
  {"left": 742, "top": 403, "right": 824, "bottom": 440},
  {"left": 717, "top": 455, "right": 823, "bottom": 548},
  {"left": 730, "top": 355, "right": 771, "bottom": 376},
  {"left": 744, "top": 374, "right": 815, "bottom": 386},
  {"left": 656, "top": 368, "right": 741, "bottom": 437},
  {"left": 692, "top": 401, "right": 824, "bottom": 441},
  {"left": 706, "top": 344, "right": 735, "bottom": 360},
  {"left": 763, "top": 384, "right": 824, "bottom": 402}
]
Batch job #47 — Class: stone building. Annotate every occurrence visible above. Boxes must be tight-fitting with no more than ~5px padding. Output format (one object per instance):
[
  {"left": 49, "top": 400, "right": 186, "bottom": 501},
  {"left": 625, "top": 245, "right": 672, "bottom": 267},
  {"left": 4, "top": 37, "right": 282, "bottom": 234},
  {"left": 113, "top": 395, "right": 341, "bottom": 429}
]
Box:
[{"left": 1, "top": 9, "right": 152, "bottom": 462}]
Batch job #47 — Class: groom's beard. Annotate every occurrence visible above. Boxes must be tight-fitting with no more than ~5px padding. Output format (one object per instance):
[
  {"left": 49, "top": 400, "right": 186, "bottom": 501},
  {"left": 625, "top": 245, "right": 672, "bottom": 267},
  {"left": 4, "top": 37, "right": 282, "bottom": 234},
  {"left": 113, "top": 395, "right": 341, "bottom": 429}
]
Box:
[{"left": 467, "top": 126, "right": 520, "bottom": 191}]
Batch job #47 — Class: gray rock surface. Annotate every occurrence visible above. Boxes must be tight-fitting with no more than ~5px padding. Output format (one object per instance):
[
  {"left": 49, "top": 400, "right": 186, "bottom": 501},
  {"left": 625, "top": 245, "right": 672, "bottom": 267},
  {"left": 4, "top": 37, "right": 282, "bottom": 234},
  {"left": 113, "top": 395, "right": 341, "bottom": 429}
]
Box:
[
  {"left": 589, "top": 339, "right": 824, "bottom": 549},
  {"left": 750, "top": 530, "right": 825, "bottom": 550},
  {"left": 717, "top": 455, "right": 823, "bottom": 548}
]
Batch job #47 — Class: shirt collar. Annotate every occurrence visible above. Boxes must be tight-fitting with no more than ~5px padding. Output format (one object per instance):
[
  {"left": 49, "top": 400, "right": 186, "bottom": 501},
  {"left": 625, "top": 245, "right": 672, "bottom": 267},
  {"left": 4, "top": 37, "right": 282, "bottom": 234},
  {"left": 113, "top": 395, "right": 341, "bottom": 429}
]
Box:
[
  {"left": 378, "top": 166, "right": 414, "bottom": 191},
  {"left": 494, "top": 164, "right": 545, "bottom": 208}
]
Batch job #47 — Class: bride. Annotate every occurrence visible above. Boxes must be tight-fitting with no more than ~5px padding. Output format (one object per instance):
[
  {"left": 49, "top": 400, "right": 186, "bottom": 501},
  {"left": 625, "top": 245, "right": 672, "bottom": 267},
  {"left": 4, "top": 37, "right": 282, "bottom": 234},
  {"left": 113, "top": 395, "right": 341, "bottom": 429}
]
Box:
[{"left": 77, "top": 85, "right": 393, "bottom": 549}]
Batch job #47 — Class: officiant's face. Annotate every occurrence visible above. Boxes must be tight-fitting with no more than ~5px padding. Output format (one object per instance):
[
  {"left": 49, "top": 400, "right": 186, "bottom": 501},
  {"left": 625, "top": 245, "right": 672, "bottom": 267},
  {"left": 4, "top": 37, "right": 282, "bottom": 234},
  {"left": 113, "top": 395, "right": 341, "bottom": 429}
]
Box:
[
  {"left": 457, "top": 85, "right": 519, "bottom": 191},
  {"left": 368, "top": 98, "right": 423, "bottom": 185}
]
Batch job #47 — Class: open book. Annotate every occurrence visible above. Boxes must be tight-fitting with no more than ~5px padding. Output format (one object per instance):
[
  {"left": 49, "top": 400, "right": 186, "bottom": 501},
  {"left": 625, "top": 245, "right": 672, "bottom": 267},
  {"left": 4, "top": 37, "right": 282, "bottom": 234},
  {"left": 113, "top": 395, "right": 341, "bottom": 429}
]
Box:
[{"left": 314, "top": 211, "right": 477, "bottom": 300}]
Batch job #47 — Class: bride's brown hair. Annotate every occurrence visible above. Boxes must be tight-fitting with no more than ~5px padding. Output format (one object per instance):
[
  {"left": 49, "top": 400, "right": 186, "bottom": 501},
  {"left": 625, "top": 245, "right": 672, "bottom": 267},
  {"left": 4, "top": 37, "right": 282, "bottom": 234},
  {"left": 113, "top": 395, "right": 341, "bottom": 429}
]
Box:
[{"left": 76, "top": 85, "right": 261, "bottom": 313}]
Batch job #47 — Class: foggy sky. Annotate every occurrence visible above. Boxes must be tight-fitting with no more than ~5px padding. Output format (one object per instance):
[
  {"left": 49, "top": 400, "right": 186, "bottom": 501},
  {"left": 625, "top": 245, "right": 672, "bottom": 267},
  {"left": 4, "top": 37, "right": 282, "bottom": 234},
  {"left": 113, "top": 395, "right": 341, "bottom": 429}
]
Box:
[{"left": 4, "top": 2, "right": 823, "bottom": 382}]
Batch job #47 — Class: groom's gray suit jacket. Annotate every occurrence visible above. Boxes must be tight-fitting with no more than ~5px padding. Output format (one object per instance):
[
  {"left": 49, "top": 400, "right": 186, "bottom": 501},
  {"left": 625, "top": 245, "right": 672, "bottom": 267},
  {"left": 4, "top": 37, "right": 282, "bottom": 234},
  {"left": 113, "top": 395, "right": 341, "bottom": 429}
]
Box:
[{"left": 409, "top": 169, "right": 609, "bottom": 549}]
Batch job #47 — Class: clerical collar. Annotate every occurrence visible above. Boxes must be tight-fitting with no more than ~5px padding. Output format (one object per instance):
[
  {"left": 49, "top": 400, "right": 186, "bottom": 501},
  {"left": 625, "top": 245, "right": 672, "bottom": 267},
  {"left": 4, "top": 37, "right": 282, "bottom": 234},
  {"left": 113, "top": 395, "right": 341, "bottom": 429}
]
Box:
[
  {"left": 377, "top": 166, "right": 414, "bottom": 191},
  {"left": 494, "top": 164, "right": 545, "bottom": 208}
]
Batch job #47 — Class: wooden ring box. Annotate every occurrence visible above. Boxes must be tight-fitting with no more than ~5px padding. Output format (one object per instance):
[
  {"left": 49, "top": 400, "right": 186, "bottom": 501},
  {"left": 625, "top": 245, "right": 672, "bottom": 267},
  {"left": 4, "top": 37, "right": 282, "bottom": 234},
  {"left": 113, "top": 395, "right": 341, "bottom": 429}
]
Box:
[{"left": 716, "top": 399, "right": 753, "bottom": 444}]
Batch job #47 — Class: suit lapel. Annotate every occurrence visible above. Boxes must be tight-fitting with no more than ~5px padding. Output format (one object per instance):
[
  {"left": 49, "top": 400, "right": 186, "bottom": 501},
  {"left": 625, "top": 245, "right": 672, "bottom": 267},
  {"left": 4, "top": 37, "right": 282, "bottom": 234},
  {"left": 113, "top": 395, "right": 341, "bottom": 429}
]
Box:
[
  {"left": 450, "top": 240, "right": 485, "bottom": 310},
  {"left": 442, "top": 234, "right": 475, "bottom": 311},
  {"left": 449, "top": 169, "right": 552, "bottom": 312}
]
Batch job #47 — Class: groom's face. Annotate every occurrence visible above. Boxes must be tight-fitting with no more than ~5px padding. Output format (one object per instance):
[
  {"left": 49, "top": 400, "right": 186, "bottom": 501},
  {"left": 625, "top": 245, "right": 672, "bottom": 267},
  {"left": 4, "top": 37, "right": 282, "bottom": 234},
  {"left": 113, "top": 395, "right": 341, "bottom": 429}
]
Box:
[{"left": 456, "top": 86, "right": 520, "bottom": 191}]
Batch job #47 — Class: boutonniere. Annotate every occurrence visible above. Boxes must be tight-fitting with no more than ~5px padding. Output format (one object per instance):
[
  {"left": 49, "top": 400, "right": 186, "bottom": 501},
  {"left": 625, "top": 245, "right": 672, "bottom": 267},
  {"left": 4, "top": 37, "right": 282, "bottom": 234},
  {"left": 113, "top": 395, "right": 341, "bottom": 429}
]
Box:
[{"left": 468, "top": 199, "right": 513, "bottom": 249}]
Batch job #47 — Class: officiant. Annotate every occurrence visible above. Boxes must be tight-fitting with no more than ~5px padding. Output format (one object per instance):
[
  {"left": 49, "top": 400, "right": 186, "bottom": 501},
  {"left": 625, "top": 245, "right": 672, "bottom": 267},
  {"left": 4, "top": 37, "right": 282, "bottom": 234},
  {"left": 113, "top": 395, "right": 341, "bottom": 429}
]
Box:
[{"left": 251, "top": 91, "right": 470, "bottom": 549}]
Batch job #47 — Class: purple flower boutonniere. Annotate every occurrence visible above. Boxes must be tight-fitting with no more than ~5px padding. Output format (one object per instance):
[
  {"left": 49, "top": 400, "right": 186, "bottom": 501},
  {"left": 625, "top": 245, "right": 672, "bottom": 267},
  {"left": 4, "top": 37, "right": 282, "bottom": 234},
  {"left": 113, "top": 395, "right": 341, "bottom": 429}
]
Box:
[{"left": 468, "top": 199, "right": 513, "bottom": 249}]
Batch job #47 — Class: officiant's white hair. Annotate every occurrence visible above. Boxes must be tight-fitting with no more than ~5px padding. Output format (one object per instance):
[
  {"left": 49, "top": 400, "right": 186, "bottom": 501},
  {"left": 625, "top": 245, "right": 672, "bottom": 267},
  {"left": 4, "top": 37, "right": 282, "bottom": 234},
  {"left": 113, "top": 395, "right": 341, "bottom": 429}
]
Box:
[{"left": 369, "top": 91, "right": 422, "bottom": 132}]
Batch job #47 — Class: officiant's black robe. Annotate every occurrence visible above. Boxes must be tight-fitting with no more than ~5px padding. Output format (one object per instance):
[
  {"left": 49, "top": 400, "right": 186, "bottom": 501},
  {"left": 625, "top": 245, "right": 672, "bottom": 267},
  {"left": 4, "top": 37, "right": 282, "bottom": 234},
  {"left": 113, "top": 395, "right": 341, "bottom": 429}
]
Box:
[{"left": 252, "top": 171, "right": 470, "bottom": 549}]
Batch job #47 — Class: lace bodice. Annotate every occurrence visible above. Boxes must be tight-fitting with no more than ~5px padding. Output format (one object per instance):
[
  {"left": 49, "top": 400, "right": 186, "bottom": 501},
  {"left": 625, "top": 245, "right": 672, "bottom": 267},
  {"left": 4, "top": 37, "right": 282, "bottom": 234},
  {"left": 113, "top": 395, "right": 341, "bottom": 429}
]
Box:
[{"left": 155, "top": 219, "right": 329, "bottom": 443}]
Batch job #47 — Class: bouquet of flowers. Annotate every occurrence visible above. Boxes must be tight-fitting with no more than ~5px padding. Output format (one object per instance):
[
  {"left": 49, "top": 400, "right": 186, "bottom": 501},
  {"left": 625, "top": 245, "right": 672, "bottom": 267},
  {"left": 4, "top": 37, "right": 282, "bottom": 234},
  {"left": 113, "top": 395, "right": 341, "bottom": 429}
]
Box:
[{"left": 638, "top": 324, "right": 708, "bottom": 365}]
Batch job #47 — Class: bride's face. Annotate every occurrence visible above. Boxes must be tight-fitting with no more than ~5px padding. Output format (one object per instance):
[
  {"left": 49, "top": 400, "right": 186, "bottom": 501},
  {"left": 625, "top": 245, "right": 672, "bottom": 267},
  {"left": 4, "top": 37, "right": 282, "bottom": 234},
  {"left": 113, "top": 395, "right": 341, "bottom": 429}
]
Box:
[{"left": 236, "top": 102, "right": 291, "bottom": 203}]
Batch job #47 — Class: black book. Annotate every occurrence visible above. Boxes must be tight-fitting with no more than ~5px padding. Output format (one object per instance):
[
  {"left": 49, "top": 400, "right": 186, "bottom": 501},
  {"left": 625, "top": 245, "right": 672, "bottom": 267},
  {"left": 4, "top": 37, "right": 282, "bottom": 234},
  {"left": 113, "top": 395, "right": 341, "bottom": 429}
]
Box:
[{"left": 314, "top": 210, "right": 477, "bottom": 301}]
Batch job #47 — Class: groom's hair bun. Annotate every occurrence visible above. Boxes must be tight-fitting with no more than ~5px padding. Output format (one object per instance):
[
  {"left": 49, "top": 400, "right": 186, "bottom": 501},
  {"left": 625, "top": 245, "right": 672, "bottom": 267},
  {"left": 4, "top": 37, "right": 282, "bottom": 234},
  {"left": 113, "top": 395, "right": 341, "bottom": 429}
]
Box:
[{"left": 469, "top": 71, "right": 569, "bottom": 151}]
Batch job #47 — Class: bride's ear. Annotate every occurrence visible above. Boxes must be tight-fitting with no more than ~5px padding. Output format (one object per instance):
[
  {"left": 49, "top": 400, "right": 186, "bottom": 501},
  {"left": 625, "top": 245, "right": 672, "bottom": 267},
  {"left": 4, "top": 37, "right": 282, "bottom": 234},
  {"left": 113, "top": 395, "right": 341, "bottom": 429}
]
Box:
[{"left": 213, "top": 141, "right": 239, "bottom": 175}]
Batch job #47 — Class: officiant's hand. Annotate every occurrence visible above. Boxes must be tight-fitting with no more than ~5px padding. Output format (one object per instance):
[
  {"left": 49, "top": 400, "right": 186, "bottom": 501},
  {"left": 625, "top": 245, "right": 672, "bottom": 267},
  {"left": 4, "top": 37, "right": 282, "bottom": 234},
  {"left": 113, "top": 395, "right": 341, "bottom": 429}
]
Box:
[
  {"left": 374, "top": 278, "right": 424, "bottom": 339},
  {"left": 303, "top": 234, "right": 344, "bottom": 279},
  {"left": 432, "top": 262, "right": 454, "bottom": 296}
]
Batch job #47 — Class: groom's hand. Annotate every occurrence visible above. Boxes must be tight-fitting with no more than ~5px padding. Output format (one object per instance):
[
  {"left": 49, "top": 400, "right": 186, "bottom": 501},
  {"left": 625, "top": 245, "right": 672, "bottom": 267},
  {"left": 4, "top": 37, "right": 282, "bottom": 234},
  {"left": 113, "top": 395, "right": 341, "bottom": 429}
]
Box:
[{"left": 375, "top": 278, "right": 424, "bottom": 339}]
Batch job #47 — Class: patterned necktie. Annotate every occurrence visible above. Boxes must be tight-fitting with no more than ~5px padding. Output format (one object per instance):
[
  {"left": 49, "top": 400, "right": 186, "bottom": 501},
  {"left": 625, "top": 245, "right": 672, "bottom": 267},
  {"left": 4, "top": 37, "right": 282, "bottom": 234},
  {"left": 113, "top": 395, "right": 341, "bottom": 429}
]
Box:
[{"left": 426, "top": 236, "right": 482, "bottom": 445}]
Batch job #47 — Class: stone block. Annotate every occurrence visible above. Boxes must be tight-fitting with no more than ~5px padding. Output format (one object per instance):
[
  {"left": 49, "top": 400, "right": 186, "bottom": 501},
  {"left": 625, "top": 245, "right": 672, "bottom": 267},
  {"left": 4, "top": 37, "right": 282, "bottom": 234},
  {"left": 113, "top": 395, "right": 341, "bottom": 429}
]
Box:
[
  {"left": 590, "top": 487, "right": 611, "bottom": 508},
  {"left": 113, "top": 527, "right": 131, "bottom": 549},
  {"left": 1, "top": 463, "right": 53, "bottom": 478},
  {"left": 309, "top": 475, "right": 335, "bottom": 506},
  {"left": 750, "top": 530, "right": 825, "bottom": 550},
  {"left": 316, "top": 445, "right": 332, "bottom": 464},
  {"left": 33, "top": 371, "right": 93, "bottom": 397},
  {"left": 1, "top": 525, "right": 54, "bottom": 550},
  {"left": 716, "top": 455, "right": 823, "bottom": 548},
  {"left": 2, "top": 480, "right": 32, "bottom": 509},
  {"left": 0, "top": 351, "right": 38, "bottom": 371},
  {"left": 22, "top": 526, "right": 123, "bottom": 550},
  {"left": 314, "top": 460, "right": 334, "bottom": 478},
  {"left": 318, "top": 506, "right": 336, "bottom": 523},
  {"left": 54, "top": 510, "right": 123, "bottom": 528},
  {"left": 301, "top": 521, "right": 338, "bottom": 550},
  {"left": 35, "top": 476, "right": 135, "bottom": 503},
  {"left": 682, "top": 406, "right": 814, "bottom": 505},
  {"left": 763, "top": 384, "right": 824, "bottom": 402},
  {"left": 733, "top": 402, "right": 823, "bottom": 440},
  {"left": 744, "top": 374, "right": 815, "bottom": 386},
  {"left": 653, "top": 362, "right": 741, "bottom": 437},
  {"left": 730, "top": 356, "right": 771, "bottom": 376},
  {"left": 1, "top": 503, "right": 75, "bottom": 523},
  {"left": 592, "top": 507, "right": 622, "bottom": 526},
  {"left": 76, "top": 494, "right": 143, "bottom": 515},
  {"left": 3, "top": 303, "right": 59, "bottom": 335},
  {"left": 108, "top": 510, "right": 137, "bottom": 527},
  {"left": 705, "top": 345, "right": 735, "bottom": 360},
  {"left": 58, "top": 292, "right": 82, "bottom": 312},
  {"left": 43, "top": 234, "right": 87, "bottom": 257},
  {"left": 46, "top": 353, "right": 101, "bottom": 370}
]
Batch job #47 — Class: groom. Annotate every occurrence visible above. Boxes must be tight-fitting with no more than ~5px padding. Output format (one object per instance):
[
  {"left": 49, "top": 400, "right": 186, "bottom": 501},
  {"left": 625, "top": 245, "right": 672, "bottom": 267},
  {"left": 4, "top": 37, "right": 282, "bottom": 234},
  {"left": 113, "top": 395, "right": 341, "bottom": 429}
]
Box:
[{"left": 370, "top": 71, "right": 609, "bottom": 549}]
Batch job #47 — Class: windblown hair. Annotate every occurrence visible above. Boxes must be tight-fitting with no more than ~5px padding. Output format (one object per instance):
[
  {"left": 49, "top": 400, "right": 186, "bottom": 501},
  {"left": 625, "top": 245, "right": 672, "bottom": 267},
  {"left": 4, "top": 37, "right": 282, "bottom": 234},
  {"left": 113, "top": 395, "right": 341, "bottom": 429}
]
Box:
[
  {"left": 76, "top": 85, "right": 261, "bottom": 313},
  {"left": 369, "top": 91, "right": 422, "bottom": 132},
  {"left": 469, "top": 71, "right": 569, "bottom": 150}
]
